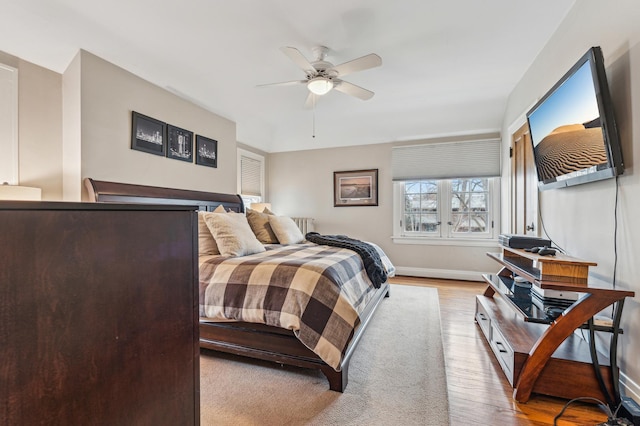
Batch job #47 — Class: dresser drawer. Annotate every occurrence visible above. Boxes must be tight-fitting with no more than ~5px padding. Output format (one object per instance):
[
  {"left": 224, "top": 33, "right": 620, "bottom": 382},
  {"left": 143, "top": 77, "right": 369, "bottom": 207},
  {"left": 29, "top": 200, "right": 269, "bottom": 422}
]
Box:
[
  {"left": 475, "top": 298, "right": 492, "bottom": 340},
  {"left": 490, "top": 324, "right": 515, "bottom": 385}
]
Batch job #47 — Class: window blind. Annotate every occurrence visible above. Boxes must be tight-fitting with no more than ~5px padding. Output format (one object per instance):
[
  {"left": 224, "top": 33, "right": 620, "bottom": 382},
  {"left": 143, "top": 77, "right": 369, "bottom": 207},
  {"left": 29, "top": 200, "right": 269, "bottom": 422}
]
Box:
[
  {"left": 240, "top": 155, "right": 262, "bottom": 196},
  {"left": 391, "top": 139, "right": 501, "bottom": 181}
]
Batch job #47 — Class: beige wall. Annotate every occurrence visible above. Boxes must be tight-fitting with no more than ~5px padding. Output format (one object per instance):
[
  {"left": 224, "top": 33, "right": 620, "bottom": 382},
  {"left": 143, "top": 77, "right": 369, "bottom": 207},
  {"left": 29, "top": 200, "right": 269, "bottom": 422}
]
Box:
[
  {"left": 2, "top": 49, "right": 239, "bottom": 201},
  {"left": 501, "top": 0, "right": 640, "bottom": 399},
  {"left": 0, "top": 51, "right": 63, "bottom": 200},
  {"left": 63, "top": 52, "right": 82, "bottom": 201},
  {"left": 72, "top": 50, "right": 237, "bottom": 200},
  {"left": 268, "top": 135, "right": 500, "bottom": 280}
]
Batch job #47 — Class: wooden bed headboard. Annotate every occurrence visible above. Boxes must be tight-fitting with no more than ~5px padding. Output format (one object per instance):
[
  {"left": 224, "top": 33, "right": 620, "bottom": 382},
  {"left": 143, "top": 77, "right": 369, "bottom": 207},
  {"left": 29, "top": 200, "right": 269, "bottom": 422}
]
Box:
[{"left": 84, "top": 178, "right": 244, "bottom": 212}]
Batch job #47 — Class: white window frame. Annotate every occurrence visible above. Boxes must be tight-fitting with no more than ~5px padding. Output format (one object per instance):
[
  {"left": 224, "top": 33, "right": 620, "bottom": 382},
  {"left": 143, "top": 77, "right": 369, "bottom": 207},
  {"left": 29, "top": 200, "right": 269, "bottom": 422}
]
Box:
[
  {"left": 0, "top": 63, "right": 18, "bottom": 185},
  {"left": 237, "top": 148, "right": 265, "bottom": 206},
  {"left": 392, "top": 177, "right": 500, "bottom": 246},
  {"left": 399, "top": 180, "right": 443, "bottom": 237}
]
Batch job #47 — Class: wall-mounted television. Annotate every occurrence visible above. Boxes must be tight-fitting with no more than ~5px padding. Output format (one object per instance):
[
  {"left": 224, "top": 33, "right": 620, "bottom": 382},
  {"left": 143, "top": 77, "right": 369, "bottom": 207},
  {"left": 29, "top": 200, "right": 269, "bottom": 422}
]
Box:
[{"left": 526, "top": 46, "right": 623, "bottom": 190}]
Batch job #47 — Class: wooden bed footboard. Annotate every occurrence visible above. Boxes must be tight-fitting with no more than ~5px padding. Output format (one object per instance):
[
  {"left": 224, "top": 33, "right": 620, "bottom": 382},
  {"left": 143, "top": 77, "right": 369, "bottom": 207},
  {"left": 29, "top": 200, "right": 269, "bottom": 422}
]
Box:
[{"left": 85, "top": 178, "right": 391, "bottom": 391}]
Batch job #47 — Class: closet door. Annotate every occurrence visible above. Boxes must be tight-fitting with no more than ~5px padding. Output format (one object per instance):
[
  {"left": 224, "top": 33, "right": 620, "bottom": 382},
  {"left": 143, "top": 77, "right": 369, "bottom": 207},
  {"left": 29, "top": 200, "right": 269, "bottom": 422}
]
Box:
[{"left": 510, "top": 122, "right": 538, "bottom": 236}]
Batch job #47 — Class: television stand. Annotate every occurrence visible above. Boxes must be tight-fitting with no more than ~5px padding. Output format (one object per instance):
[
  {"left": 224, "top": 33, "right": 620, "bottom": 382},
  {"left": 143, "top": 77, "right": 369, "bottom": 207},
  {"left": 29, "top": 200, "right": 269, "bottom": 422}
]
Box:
[{"left": 477, "top": 247, "right": 634, "bottom": 403}]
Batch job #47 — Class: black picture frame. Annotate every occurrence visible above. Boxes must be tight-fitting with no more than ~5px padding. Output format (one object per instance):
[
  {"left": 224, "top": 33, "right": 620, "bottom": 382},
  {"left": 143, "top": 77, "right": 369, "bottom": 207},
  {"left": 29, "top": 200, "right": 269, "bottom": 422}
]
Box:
[
  {"left": 195, "top": 135, "right": 218, "bottom": 168},
  {"left": 131, "top": 111, "right": 166, "bottom": 156},
  {"left": 333, "top": 169, "right": 379, "bottom": 207},
  {"left": 166, "top": 124, "right": 194, "bottom": 162}
]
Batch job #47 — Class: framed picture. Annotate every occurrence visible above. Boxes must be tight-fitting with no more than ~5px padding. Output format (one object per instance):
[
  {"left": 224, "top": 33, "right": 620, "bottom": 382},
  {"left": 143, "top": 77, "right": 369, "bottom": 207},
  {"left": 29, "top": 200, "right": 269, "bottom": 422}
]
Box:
[
  {"left": 195, "top": 135, "right": 218, "bottom": 168},
  {"left": 131, "top": 111, "right": 166, "bottom": 156},
  {"left": 333, "top": 169, "right": 378, "bottom": 207},
  {"left": 166, "top": 124, "right": 194, "bottom": 162}
]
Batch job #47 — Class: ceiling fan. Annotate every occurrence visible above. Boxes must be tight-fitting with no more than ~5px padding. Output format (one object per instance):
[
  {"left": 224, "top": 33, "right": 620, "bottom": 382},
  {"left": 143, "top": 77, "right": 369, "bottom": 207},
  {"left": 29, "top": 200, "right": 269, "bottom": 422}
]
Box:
[{"left": 259, "top": 46, "right": 382, "bottom": 107}]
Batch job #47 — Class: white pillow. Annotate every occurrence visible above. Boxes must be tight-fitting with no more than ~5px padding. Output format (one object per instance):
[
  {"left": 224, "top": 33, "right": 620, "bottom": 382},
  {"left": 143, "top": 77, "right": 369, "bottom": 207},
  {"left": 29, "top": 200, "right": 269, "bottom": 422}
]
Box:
[
  {"left": 204, "top": 212, "right": 266, "bottom": 257},
  {"left": 197, "top": 204, "right": 227, "bottom": 255},
  {"left": 268, "top": 216, "right": 305, "bottom": 244}
]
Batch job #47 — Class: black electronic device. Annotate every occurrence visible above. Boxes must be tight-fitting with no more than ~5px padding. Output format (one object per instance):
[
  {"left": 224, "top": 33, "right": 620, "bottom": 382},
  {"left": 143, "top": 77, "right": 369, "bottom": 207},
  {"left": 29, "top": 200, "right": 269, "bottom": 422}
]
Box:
[
  {"left": 524, "top": 246, "right": 557, "bottom": 256},
  {"left": 537, "top": 247, "right": 557, "bottom": 256},
  {"left": 499, "top": 234, "right": 551, "bottom": 249},
  {"left": 544, "top": 306, "right": 565, "bottom": 320},
  {"left": 527, "top": 46, "right": 624, "bottom": 190}
]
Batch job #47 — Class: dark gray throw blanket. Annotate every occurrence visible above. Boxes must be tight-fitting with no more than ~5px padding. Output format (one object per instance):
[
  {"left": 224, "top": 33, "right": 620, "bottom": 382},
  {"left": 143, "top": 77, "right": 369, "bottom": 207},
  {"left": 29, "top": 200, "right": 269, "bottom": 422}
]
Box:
[{"left": 305, "top": 232, "right": 388, "bottom": 288}]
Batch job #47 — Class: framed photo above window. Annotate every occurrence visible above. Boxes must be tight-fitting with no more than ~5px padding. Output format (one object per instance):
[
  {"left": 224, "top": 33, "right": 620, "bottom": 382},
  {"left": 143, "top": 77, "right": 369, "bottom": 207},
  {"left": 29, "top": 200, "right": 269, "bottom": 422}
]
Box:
[
  {"left": 333, "top": 169, "right": 378, "bottom": 207},
  {"left": 131, "top": 111, "right": 166, "bottom": 156},
  {"left": 195, "top": 135, "right": 217, "bottom": 168},
  {"left": 166, "top": 124, "right": 194, "bottom": 162}
]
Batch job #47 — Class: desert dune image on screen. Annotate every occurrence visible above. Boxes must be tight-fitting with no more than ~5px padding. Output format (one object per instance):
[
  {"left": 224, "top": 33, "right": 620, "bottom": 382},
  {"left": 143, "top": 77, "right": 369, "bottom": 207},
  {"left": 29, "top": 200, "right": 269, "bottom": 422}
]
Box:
[
  {"left": 528, "top": 61, "right": 607, "bottom": 182},
  {"left": 340, "top": 176, "right": 372, "bottom": 200}
]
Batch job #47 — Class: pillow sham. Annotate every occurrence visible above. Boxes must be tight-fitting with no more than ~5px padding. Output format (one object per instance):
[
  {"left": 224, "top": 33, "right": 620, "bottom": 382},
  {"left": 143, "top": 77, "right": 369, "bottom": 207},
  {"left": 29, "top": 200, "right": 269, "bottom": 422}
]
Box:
[
  {"left": 268, "top": 215, "right": 305, "bottom": 244},
  {"left": 246, "top": 208, "right": 279, "bottom": 244},
  {"left": 204, "top": 212, "right": 266, "bottom": 257},
  {"left": 197, "top": 204, "right": 227, "bottom": 255}
]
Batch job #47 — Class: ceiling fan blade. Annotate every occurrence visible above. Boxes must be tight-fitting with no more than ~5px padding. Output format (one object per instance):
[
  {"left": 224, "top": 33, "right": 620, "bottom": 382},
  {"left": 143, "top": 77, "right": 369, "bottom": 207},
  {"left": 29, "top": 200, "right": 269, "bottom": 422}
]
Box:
[
  {"left": 303, "top": 92, "right": 318, "bottom": 109},
  {"left": 280, "top": 46, "right": 316, "bottom": 75},
  {"left": 334, "top": 80, "right": 375, "bottom": 100},
  {"left": 331, "top": 53, "right": 382, "bottom": 77},
  {"left": 257, "top": 80, "right": 306, "bottom": 88}
]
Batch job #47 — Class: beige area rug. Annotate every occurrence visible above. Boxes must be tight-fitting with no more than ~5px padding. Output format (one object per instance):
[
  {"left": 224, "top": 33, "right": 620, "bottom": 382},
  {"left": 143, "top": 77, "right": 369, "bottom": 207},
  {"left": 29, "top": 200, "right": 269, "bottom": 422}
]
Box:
[{"left": 199, "top": 284, "right": 450, "bottom": 425}]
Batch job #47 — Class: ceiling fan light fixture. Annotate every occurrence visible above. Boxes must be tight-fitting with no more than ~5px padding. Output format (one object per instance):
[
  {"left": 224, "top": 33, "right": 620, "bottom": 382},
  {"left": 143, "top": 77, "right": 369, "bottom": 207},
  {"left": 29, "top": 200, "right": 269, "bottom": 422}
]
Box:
[{"left": 307, "top": 77, "right": 334, "bottom": 95}]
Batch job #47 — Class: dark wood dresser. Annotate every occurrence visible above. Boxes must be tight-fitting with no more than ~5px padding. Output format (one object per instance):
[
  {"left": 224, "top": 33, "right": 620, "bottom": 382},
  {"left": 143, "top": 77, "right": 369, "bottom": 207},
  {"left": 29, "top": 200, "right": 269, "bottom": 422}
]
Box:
[{"left": 0, "top": 201, "right": 199, "bottom": 425}]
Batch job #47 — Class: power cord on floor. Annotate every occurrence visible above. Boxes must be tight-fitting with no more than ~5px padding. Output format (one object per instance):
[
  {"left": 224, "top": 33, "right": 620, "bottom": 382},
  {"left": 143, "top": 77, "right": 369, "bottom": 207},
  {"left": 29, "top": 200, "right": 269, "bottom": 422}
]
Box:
[{"left": 553, "top": 397, "right": 632, "bottom": 425}]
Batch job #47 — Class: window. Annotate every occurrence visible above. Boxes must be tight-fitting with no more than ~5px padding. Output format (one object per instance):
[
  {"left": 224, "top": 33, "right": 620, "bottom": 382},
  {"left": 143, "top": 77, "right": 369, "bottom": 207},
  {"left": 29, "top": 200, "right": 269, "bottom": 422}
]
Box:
[
  {"left": 394, "top": 177, "right": 498, "bottom": 242},
  {"left": 403, "top": 180, "right": 439, "bottom": 234},
  {"left": 391, "top": 138, "right": 501, "bottom": 244},
  {"left": 237, "top": 148, "right": 265, "bottom": 206}
]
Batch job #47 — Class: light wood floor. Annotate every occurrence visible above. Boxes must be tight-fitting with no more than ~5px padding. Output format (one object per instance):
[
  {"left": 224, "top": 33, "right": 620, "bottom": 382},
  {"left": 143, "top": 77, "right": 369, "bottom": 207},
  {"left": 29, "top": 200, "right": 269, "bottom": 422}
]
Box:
[{"left": 389, "top": 276, "right": 609, "bottom": 426}]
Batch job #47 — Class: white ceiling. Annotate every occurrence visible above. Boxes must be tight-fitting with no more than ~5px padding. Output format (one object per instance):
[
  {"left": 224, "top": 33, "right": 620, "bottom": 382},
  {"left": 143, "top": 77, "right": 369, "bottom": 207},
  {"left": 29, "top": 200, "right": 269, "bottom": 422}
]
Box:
[{"left": 0, "top": 0, "right": 575, "bottom": 153}]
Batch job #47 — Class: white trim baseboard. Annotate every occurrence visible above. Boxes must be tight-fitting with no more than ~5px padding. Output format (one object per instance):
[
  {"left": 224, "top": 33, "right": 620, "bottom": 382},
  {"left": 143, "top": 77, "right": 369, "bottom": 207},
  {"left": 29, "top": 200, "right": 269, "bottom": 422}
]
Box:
[{"left": 394, "top": 266, "right": 485, "bottom": 282}]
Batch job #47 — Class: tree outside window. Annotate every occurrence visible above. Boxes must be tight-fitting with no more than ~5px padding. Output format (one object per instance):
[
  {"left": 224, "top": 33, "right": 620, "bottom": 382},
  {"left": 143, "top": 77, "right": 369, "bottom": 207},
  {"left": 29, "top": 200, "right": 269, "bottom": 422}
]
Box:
[
  {"left": 450, "top": 178, "right": 489, "bottom": 234},
  {"left": 404, "top": 180, "right": 438, "bottom": 233}
]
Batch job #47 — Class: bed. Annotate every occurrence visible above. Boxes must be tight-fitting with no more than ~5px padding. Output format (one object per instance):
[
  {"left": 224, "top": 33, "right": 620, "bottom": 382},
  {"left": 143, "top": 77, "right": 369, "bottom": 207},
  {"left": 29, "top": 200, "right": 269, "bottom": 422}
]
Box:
[{"left": 85, "top": 178, "right": 392, "bottom": 392}]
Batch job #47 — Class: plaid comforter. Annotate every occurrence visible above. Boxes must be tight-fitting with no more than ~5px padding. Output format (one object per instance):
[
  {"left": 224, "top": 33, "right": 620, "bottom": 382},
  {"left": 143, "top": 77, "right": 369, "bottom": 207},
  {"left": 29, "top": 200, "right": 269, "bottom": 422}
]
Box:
[{"left": 199, "top": 243, "right": 394, "bottom": 371}]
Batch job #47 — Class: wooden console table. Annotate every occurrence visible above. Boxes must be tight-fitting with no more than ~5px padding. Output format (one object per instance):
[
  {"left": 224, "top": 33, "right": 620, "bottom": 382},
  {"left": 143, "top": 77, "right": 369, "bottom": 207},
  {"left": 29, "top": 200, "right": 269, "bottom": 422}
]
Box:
[{"left": 477, "top": 246, "right": 634, "bottom": 403}]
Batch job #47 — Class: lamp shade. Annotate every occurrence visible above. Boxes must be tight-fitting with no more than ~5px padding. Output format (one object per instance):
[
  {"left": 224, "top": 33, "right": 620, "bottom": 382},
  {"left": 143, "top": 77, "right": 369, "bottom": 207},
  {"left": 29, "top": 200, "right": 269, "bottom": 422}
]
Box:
[
  {"left": 250, "top": 202, "right": 272, "bottom": 213},
  {"left": 0, "top": 184, "right": 42, "bottom": 201},
  {"left": 307, "top": 77, "right": 334, "bottom": 96}
]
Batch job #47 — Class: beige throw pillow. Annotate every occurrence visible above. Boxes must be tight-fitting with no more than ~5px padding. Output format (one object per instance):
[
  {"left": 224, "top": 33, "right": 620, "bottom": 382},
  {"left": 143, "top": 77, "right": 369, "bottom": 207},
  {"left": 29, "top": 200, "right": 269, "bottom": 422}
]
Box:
[
  {"left": 197, "top": 204, "right": 227, "bottom": 255},
  {"left": 246, "top": 208, "right": 279, "bottom": 244},
  {"left": 268, "top": 216, "right": 305, "bottom": 244},
  {"left": 204, "top": 212, "right": 266, "bottom": 257}
]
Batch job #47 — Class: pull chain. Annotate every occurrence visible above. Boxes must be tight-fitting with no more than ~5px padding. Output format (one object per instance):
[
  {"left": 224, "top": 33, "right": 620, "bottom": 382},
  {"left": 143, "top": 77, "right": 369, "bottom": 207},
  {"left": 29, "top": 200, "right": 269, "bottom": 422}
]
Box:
[{"left": 312, "top": 95, "right": 316, "bottom": 138}]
